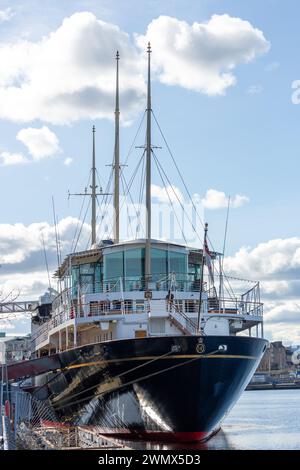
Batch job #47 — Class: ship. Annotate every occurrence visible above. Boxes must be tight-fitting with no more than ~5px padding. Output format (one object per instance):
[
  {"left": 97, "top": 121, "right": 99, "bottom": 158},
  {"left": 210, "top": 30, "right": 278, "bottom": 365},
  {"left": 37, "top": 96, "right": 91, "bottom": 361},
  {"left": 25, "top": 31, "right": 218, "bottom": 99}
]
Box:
[{"left": 2, "top": 44, "right": 268, "bottom": 443}]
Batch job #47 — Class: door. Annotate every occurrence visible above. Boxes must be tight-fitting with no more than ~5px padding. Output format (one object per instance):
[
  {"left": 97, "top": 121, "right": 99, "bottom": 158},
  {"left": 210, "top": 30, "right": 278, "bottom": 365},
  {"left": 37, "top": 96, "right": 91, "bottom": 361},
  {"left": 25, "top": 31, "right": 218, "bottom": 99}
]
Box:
[{"left": 135, "top": 330, "right": 147, "bottom": 338}]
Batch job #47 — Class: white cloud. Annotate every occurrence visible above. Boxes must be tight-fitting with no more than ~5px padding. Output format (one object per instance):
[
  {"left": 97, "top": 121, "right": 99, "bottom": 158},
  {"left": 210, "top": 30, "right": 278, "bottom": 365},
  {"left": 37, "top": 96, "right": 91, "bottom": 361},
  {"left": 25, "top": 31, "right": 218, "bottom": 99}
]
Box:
[
  {"left": 0, "top": 12, "right": 270, "bottom": 124},
  {"left": 0, "top": 12, "right": 145, "bottom": 124},
  {"left": 224, "top": 237, "right": 300, "bottom": 343},
  {"left": 0, "top": 217, "right": 90, "bottom": 266},
  {"left": 0, "top": 271, "right": 51, "bottom": 302},
  {"left": 64, "top": 157, "right": 73, "bottom": 166},
  {"left": 225, "top": 237, "right": 300, "bottom": 280},
  {"left": 201, "top": 189, "right": 249, "bottom": 209},
  {"left": 247, "top": 84, "right": 263, "bottom": 95},
  {"left": 0, "top": 151, "right": 28, "bottom": 166},
  {"left": 0, "top": 8, "right": 14, "bottom": 22},
  {"left": 136, "top": 14, "right": 270, "bottom": 95},
  {"left": 17, "top": 126, "right": 61, "bottom": 160},
  {"left": 151, "top": 186, "right": 249, "bottom": 209},
  {"left": 151, "top": 184, "right": 184, "bottom": 204}
]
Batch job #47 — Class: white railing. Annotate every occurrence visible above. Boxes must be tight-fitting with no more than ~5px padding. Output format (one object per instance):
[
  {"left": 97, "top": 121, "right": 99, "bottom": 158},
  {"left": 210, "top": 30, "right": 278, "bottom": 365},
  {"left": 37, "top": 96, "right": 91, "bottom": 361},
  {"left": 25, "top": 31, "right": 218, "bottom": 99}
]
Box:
[{"left": 32, "top": 282, "right": 263, "bottom": 350}]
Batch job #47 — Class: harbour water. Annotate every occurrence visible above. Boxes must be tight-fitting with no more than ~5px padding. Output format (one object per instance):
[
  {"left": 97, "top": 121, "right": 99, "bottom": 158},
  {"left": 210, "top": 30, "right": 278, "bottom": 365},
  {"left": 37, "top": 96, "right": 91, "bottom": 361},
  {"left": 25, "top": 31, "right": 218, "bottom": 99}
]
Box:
[{"left": 121, "top": 390, "right": 300, "bottom": 450}]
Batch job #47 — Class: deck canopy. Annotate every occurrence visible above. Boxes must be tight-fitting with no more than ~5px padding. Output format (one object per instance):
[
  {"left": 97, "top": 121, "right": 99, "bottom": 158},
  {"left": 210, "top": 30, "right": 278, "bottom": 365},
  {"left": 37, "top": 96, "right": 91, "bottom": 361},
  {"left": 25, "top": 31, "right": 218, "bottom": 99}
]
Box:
[{"left": 53, "top": 239, "right": 220, "bottom": 295}]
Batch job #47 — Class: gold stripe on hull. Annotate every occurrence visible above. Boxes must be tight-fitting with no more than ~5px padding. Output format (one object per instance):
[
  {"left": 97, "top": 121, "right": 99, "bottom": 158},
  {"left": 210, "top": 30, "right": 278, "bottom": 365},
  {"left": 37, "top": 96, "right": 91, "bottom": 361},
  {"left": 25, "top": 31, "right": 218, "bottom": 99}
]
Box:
[{"left": 66, "top": 354, "right": 256, "bottom": 371}]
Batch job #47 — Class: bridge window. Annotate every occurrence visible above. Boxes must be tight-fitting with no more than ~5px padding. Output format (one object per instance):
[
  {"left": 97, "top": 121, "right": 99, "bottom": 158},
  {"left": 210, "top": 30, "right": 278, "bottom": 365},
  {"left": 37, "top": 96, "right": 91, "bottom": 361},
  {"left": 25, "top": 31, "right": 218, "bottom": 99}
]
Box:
[
  {"left": 169, "top": 251, "right": 187, "bottom": 276},
  {"left": 125, "top": 248, "right": 144, "bottom": 278},
  {"left": 104, "top": 251, "right": 124, "bottom": 280}
]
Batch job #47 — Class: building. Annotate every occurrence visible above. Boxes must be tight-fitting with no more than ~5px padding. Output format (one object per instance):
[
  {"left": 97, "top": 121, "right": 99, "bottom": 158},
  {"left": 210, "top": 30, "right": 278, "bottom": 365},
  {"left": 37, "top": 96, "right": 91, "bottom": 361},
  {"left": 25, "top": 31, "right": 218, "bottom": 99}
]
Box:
[
  {"left": 0, "top": 333, "right": 31, "bottom": 364},
  {"left": 258, "top": 341, "right": 288, "bottom": 372}
]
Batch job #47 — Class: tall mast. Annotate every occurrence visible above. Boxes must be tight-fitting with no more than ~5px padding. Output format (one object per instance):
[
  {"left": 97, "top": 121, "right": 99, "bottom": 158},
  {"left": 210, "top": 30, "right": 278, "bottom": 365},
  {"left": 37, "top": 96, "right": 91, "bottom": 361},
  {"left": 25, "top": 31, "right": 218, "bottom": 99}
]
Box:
[
  {"left": 113, "top": 51, "right": 120, "bottom": 243},
  {"left": 91, "top": 125, "right": 97, "bottom": 245},
  {"left": 69, "top": 126, "right": 111, "bottom": 249},
  {"left": 145, "top": 42, "right": 152, "bottom": 282}
]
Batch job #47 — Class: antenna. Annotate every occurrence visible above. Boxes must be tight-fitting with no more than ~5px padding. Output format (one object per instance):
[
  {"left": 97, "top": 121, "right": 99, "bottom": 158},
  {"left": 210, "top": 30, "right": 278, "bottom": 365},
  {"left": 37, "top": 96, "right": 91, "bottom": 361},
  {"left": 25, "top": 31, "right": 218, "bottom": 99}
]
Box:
[
  {"left": 69, "top": 126, "right": 112, "bottom": 247},
  {"left": 52, "top": 196, "right": 62, "bottom": 293},
  {"left": 41, "top": 233, "right": 51, "bottom": 290}
]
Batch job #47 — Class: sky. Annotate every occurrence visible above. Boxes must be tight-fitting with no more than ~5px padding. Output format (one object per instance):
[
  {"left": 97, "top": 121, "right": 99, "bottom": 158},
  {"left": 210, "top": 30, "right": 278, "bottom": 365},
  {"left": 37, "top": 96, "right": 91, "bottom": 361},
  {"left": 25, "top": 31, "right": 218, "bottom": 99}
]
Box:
[{"left": 0, "top": 0, "right": 300, "bottom": 344}]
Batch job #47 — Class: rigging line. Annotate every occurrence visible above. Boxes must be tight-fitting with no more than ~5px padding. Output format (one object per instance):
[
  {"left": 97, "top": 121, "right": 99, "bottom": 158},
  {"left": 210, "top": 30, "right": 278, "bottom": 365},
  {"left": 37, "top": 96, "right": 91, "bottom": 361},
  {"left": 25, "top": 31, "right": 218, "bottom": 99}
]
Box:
[
  {"left": 41, "top": 233, "right": 51, "bottom": 290},
  {"left": 53, "top": 349, "right": 175, "bottom": 409},
  {"left": 94, "top": 168, "right": 114, "bottom": 242},
  {"left": 151, "top": 110, "right": 238, "bottom": 302},
  {"left": 52, "top": 196, "right": 62, "bottom": 281},
  {"left": 152, "top": 152, "right": 188, "bottom": 245},
  {"left": 93, "top": 170, "right": 114, "bottom": 244},
  {"left": 152, "top": 114, "right": 237, "bottom": 293},
  {"left": 121, "top": 169, "right": 146, "bottom": 238},
  {"left": 73, "top": 197, "right": 91, "bottom": 253},
  {"left": 155, "top": 150, "right": 234, "bottom": 296},
  {"left": 121, "top": 151, "right": 145, "bottom": 199},
  {"left": 152, "top": 150, "right": 202, "bottom": 245},
  {"left": 95, "top": 167, "right": 105, "bottom": 191},
  {"left": 119, "top": 174, "right": 134, "bottom": 239},
  {"left": 32, "top": 355, "right": 87, "bottom": 398},
  {"left": 70, "top": 170, "right": 92, "bottom": 254},
  {"left": 152, "top": 111, "right": 219, "bottom": 251},
  {"left": 97, "top": 169, "right": 113, "bottom": 214},
  {"left": 96, "top": 195, "right": 114, "bottom": 243},
  {"left": 136, "top": 153, "right": 146, "bottom": 239},
  {"left": 119, "top": 173, "right": 135, "bottom": 240},
  {"left": 114, "top": 152, "right": 146, "bottom": 231},
  {"left": 53, "top": 348, "right": 220, "bottom": 411},
  {"left": 123, "top": 111, "right": 146, "bottom": 167}
]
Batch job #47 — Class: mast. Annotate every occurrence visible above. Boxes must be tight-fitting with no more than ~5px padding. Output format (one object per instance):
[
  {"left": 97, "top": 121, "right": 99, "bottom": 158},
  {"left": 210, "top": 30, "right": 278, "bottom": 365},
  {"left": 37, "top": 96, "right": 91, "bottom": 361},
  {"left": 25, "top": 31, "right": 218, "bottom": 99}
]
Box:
[
  {"left": 69, "top": 126, "right": 111, "bottom": 248},
  {"left": 113, "top": 51, "right": 120, "bottom": 243},
  {"left": 197, "top": 223, "right": 208, "bottom": 333},
  {"left": 91, "top": 125, "right": 97, "bottom": 245},
  {"left": 145, "top": 42, "right": 152, "bottom": 283}
]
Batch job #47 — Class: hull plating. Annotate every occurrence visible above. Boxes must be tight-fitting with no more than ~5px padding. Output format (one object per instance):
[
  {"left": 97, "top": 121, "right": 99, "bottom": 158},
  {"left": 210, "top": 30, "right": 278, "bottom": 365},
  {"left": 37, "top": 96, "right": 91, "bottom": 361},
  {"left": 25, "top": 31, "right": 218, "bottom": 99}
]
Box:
[{"left": 33, "top": 335, "right": 267, "bottom": 442}]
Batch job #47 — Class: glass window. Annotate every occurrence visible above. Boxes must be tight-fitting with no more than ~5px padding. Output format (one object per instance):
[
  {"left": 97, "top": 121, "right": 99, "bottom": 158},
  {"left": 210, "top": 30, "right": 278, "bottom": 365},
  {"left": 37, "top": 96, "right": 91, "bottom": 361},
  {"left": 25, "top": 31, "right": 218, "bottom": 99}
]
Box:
[
  {"left": 104, "top": 251, "right": 124, "bottom": 280},
  {"left": 80, "top": 263, "right": 95, "bottom": 275},
  {"left": 136, "top": 301, "right": 145, "bottom": 313},
  {"left": 125, "top": 248, "right": 144, "bottom": 278},
  {"left": 151, "top": 248, "right": 168, "bottom": 279},
  {"left": 80, "top": 274, "right": 94, "bottom": 293},
  {"left": 169, "top": 251, "right": 187, "bottom": 276},
  {"left": 71, "top": 266, "right": 79, "bottom": 297}
]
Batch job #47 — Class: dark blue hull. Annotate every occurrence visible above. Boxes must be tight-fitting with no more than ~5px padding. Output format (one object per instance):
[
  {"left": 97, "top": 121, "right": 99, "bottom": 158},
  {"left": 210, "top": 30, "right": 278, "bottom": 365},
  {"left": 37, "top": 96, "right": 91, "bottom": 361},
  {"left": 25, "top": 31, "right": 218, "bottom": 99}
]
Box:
[{"left": 36, "top": 335, "right": 267, "bottom": 442}]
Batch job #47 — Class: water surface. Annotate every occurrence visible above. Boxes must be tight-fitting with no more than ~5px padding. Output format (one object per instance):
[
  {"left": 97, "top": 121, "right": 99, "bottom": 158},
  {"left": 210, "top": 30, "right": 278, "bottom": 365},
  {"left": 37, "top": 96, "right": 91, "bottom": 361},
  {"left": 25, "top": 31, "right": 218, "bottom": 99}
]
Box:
[{"left": 121, "top": 390, "right": 300, "bottom": 450}]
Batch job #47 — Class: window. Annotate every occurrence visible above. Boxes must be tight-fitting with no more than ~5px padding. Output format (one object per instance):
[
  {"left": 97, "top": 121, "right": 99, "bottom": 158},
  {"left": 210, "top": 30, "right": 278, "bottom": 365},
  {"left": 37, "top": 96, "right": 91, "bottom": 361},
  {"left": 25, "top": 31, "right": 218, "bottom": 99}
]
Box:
[
  {"left": 112, "top": 300, "right": 122, "bottom": 312},
  {"left": 169, "top": 251, "right": 187, "bottom": 276},
  {"left": 125, "top": 248, "right": 144, "bottom": 279},
  {"left": 151, "top": 248, "right": 168, "bottom": 279},
  {"left": 136, "top": 301, "right": 145, "bottom": 313},
  {"left": 104, "top": 251, "right": 124, "bottom": 280}
]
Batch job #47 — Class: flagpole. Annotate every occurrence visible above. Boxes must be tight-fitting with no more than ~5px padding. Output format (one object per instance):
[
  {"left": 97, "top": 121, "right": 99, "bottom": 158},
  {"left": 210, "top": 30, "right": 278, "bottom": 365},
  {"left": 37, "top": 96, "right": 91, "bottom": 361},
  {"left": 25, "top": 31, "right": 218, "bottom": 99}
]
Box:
[{"left": 197, "top": 223, "right": 208, "bottom": 333}]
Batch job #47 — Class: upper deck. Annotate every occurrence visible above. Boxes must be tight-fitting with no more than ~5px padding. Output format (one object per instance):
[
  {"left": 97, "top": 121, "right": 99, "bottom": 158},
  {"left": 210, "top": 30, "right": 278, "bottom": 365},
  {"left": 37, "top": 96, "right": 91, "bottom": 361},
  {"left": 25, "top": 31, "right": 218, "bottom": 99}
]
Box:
[{"left": 31, "top": 239, "right": 264, "bottom": 356}]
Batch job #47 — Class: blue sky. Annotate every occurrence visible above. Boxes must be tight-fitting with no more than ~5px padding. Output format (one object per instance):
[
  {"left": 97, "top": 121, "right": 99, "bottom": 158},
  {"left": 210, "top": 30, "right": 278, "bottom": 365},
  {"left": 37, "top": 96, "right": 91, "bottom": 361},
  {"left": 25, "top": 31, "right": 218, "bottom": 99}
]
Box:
[{"left": 0, "top": 0, "right": 300, "bottom": 343}]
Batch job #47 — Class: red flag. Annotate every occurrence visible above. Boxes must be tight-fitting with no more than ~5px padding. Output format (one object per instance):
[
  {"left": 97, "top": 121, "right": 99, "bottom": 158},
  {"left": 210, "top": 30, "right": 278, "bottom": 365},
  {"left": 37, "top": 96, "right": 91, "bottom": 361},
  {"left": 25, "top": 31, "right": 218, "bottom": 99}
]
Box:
[{"left": 203, "top": 237, "right": 214, "bottom": 284}]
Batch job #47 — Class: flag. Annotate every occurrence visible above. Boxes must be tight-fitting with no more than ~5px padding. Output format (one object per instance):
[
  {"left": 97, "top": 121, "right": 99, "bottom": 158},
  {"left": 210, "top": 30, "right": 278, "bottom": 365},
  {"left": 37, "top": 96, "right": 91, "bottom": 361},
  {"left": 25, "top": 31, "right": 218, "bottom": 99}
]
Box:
[{"left": 203, "top": 236, "right": 214, "bottom": 284}]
